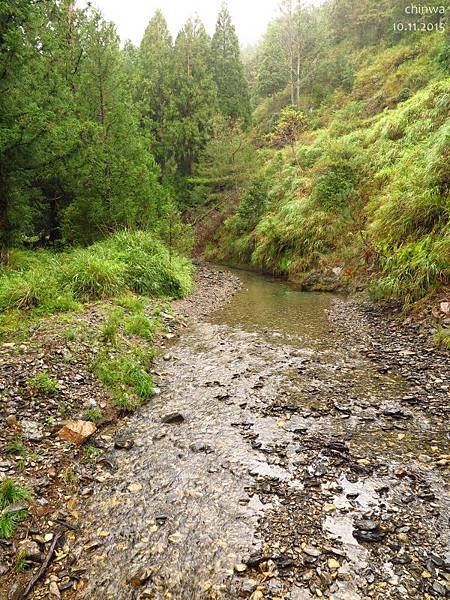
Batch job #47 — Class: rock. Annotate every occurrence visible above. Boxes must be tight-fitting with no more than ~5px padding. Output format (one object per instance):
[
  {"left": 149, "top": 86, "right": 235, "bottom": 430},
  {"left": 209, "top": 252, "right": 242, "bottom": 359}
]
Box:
[
  {"left": 57, "top": 420, "right": 97, "bottom": 445},
  {"left": 328, "top": 558, "right": 340, "bottom": 570},
  {"left": 5, "top": 415, "right": 18, "bottom": 428},
  {"left": 21, "top": 419, "right": 44, "bottom": 442},
  {"left": 84, "top": 399, "right": 98, "bottom": 409},
  {"left": 8, "top": 582, "right": 25, "bottom": 600},
  {"left": 19, "top": 539, "right": 41, "bottom": 562},
  {"left": 128, "top": 482, "right": 142, "bottom": 493},
  {"left": 353, "top": 519, "right": 378, "bottom": 531},
  {"left": 3, "top": 502, "right": 28, "bottom": 516},
  {"left": 432, "top": 581, "right": 447, "bottom": 595},
  {"left": 240, "top": 579, "right": 258, "bottom": 594},
  {"left": 234, "top": 563, "right": 247, "bottom": 573},
  {"left": 245, "top": 553, "right": 267, "bottom": 568},
  {"left": 155, "top": 515, "right": 167, "bottom": 525},
  {"left": 353, "top": 519, "right": 385, "bottom": 542},
  {"left": 189, "top": 442, "right": 213, "bottom": 453},
  {"left": 303, "top": 545, "right": 322, "bottom": 557},
  {"left": 49, "top": 581, "right": 61, "bottom": 599},
  {"left": 127, "top": 567, "right": 153, "bottom": 587},
  {"left": 114, "top": 433, "right": 134, "bottom": 450},
  {"left": 161, "top": 412, "right": 185, "bottom": 424},
  {"left": 97, "top": 453, "right": 118, "bottom": 472},
  {"left": 275, "top": 554, "right": 295, "bottom": 568}
]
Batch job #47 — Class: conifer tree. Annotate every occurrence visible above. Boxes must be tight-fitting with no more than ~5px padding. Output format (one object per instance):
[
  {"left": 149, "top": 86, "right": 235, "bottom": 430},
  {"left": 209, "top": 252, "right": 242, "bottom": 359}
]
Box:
[
  {"left": 136, "top": 10, "right": 175, "bottom": 168},
  {"left": 171, "top": 18, "right": 218, "bottom": 177},
  {"left": 211, "top": 6, "right": 250, "bottom": 123}
]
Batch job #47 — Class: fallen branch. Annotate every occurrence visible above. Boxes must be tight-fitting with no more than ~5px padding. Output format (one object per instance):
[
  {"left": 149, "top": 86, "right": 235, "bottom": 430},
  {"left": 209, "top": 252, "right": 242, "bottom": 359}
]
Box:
[{"left": 20, "top": 531, "right": 64, "bottom": 598}]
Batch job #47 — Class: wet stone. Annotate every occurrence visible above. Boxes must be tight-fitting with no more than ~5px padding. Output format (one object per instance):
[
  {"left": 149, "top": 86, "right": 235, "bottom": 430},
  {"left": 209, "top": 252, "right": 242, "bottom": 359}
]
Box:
[
  {"left": 161, "top": 412, "right": 185, "bottom": 424},
  {"left": 189, "top": 442, "right": 214, "bottom": 453},
  {"left": 114, "top": 433, "right": 134, "bottom": 450}
]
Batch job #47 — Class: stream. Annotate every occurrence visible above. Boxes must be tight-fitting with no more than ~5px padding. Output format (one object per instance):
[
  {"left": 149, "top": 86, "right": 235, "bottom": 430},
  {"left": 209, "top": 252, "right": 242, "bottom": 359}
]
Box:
[{"left": 75, "top": 269, "right": 449, "bottom": 599}]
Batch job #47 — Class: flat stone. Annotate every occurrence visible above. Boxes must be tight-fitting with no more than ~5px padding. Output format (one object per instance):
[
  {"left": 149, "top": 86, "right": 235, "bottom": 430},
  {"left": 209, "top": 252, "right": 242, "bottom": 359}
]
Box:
[
  {"left": 127, "top": 567, "right": 153, "bottom": 587},
  {"left": 161, "top": 412, "right": 185, "bottom": 424},
  {"left": 189, "top": 442, "right": 213, "bottom": 453},
  {"left": 114, "top": 434, "right": 134, "bottom": 450},
  {"left": 57, "top": 420, "right": 97, "bottom": 445},
  {"left": 303, "top": 545, "right": 322, "bottom": 557}
]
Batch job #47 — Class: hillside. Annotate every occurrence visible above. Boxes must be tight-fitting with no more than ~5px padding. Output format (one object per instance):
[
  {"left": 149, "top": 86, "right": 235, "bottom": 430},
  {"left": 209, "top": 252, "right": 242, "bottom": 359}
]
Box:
[{"left": 198, "top": 22, "right": 449, "bottom": 320}]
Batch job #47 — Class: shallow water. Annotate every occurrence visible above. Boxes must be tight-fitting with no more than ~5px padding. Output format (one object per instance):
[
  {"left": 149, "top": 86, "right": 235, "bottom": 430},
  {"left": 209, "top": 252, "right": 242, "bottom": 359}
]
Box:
[{"left": 77, "top": 269, "right": 449, "bottom": 599}]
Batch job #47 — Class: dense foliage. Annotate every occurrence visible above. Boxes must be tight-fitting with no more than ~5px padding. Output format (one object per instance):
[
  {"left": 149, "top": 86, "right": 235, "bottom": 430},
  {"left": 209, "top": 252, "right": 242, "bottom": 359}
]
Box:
[
  {"left": 1, "top": 0, "right": 448, "bottom": 313},
  {"left": 0, "top": 0, "right": 249, "bottom": 258}
]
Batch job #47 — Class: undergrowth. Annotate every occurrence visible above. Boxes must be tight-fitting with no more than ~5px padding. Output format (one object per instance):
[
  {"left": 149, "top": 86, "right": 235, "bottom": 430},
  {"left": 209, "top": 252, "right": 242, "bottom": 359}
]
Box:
[{"left": 0, "top": 231, "right": 193, "bottom": 340}]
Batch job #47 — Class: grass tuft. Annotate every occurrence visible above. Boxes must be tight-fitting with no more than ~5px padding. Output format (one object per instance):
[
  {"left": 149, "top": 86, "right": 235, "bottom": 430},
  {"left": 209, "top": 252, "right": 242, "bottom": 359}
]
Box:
[
  {"left": 124, "top": 313, "right": 159, "bottom": 341},
  {"left": 0, "top": 479, "right": 32, "bottom": 539},
  {"left": 28, "top": 372, "right": 58, "bottom": 395}
]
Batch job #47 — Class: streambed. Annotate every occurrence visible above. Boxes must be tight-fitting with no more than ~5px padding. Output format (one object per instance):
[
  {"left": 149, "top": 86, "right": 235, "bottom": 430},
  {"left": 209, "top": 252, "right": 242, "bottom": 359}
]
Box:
[{"left": 74, "top": 269, "right": 449, "bottom": 599}]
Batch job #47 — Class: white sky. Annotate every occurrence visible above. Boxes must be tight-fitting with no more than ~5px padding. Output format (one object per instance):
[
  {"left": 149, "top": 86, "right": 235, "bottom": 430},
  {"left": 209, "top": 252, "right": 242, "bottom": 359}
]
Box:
[{"left": 78, "top": 0, "right": 281, "bottom": 47}]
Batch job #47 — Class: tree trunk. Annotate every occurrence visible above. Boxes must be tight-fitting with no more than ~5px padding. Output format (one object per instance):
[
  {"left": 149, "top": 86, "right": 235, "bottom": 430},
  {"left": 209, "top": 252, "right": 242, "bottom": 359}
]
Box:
[{"left": 0, "top": 197, "right": 10, "bottom": 265}]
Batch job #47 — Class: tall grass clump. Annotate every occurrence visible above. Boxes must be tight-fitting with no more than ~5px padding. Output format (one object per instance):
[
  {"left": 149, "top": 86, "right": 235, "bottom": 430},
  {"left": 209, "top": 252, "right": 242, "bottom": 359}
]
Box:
[
  {"left": 96, "top": 231, "right": 193, "bottom": 298},
  {"left": 60, "top": 250, "right": 126, "bottom": 301}
]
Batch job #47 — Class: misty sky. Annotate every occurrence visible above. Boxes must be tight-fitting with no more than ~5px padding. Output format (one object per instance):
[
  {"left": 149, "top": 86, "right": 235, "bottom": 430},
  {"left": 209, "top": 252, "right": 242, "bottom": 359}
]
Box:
[{"left": 78, "top": 0, "right": 281, "bottom": 47}]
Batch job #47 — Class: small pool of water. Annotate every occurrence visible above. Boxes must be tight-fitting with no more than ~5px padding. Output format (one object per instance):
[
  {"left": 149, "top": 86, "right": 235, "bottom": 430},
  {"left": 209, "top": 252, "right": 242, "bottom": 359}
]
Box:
[{"left": 210, "top": 269, "right": 337, "bottom": 347}]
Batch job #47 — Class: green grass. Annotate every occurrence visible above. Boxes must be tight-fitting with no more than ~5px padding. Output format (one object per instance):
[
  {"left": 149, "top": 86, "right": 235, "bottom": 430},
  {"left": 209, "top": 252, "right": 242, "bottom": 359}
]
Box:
[
  {"left": 0, "top": 479, "right": 32, "bottom": 539},
  {"left": 95, "top": 354, "right": 154, "bottom": 412},
  {"left": 209, "top": 42, "right": 449, "bottom": 307},
  {"left": 83, "top": 407, "right": 103, "bottom": 424},
  {"left": 0, "top": 231, "right": 193, "bottom": 340},
  {"left": 124, "top": 313, "right": 159, "bottom": 341},
  {"left": 16, "top": 554, "right": 31, "bottom": 573},
  {"left": 433, "top": 327, "right": 450, "bottom": 349},
  {"left": 28, "top": 372, "right": 58, "bottom": 395},
  {"left": 82, "top": 444, "right": 101, "bottom": 461},
  {"left": 5, "top": 438, "right": 27, "bottom": 457},
  {"left": 100, "top": 308, "right": 123, "bottom": 345},
  {"left": 61, "top": 250, "right": 126, "bottom": 301},
  {"left": 114, "top": 293, "right": 148, "bottom": 313},
  {"left": 64, "top": 327, "right": 77, "bottom": 341}
]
